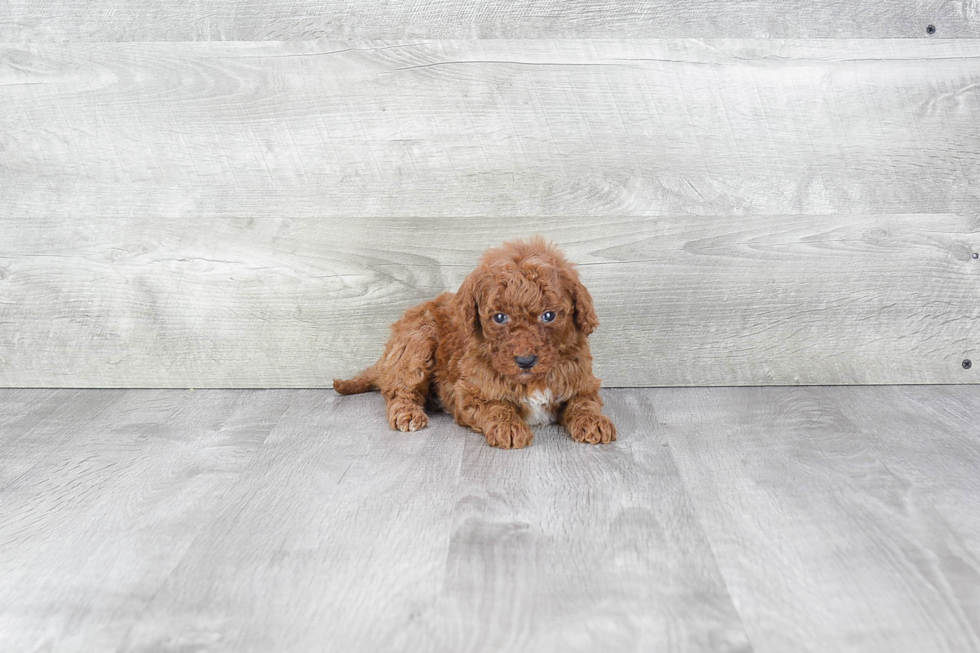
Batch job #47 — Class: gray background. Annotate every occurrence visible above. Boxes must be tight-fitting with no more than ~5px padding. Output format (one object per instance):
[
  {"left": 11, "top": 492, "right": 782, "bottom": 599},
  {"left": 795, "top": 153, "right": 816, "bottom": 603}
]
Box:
[
  {"left": 4, "top": 5, "right": 980, "bottom": 651},
  {"left": 1, "top": 4, "right": 978, "bottom": 387}
]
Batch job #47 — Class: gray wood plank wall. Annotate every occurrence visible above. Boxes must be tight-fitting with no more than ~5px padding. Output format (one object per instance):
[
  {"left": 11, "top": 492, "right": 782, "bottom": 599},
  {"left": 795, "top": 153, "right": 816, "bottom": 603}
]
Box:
[
  {"left": 1, "top": 1, "right": 976, "bottom": 40},
  {"left": 1, "top": 11, "right": 978, "bottom": 387},
  {"left": 1, "top": 213, "right": 977, "bottom": 387}
]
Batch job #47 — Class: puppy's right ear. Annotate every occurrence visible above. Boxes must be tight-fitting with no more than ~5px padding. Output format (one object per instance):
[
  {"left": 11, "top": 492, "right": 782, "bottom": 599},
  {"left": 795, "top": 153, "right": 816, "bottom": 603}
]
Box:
[{"left": 453, "top": 268, "right": 485, "bottom": 336}]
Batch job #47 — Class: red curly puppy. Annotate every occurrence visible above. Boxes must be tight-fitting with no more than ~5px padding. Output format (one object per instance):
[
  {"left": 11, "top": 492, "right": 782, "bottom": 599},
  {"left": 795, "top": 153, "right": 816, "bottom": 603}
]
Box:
[{"left": 334, "top": 237, "right": 616, "bottom": 449}]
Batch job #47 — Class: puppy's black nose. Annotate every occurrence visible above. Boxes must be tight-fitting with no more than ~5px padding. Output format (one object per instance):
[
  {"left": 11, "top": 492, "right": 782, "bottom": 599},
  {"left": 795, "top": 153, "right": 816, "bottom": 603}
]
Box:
[{"left": 515, "top": 355, "right": 538, "bottom": 370}]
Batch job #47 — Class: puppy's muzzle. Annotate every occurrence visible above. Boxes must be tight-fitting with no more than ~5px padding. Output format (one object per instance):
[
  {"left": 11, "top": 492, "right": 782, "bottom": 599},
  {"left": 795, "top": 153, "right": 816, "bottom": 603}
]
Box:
[{"left": 515, "top": 355, "right": 538, "bottom": 370}]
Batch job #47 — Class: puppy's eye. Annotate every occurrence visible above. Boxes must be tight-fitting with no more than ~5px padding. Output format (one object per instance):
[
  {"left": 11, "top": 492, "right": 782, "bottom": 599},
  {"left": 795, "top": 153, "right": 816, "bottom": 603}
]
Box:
[
  {"left": 492, "top": 313, "right": 508, "bottom": 324},
  {"left": 541, "top": 311, "right": 557, "bottom": 323}
]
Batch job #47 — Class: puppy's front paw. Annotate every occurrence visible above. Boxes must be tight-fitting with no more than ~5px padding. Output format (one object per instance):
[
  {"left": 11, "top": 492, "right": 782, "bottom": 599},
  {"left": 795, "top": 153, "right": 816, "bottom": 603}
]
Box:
[
  {"left": 388, "top": 404, "right": 429, "bottom": 432},
  {"left": 485, "top": 420, "right": 534, "bottom": 449},
  {"left": 569, "top": 413, "right": 617, "bottom": 445}
]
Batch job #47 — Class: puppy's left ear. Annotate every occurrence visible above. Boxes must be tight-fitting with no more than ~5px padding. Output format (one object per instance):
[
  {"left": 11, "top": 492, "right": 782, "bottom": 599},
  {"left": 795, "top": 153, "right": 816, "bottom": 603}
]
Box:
[{"left": 561, "top": 267, "right": 599, "bottom": 336}]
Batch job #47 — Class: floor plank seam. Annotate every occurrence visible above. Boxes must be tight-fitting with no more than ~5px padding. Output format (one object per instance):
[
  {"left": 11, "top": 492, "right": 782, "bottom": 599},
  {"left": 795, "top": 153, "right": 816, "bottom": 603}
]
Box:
[
  {"left": 113, "top": 390, "right": 300, "bottom": 651},
  {"left": 655, "top": 402, "right": 761, "bottom": 653}
]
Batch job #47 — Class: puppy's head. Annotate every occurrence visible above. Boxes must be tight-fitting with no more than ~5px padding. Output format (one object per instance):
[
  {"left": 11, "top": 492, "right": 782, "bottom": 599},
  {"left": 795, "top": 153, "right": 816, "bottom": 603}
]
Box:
[{"left": 453, "top": 236, "right": 598, "bottom": 383}]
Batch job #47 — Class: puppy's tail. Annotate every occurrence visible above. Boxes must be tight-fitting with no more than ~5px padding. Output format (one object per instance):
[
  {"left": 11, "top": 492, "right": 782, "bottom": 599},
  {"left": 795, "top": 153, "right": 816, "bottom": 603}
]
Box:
[{"left": 333, "top": 364, "right": 379, "bottom": 395}]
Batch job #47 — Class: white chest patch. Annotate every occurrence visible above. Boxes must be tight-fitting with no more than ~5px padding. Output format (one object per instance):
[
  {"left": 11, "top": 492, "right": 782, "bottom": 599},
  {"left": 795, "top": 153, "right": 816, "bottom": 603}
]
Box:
[{"left": 522, "top": 388, "right": 556, "bottom": 426}]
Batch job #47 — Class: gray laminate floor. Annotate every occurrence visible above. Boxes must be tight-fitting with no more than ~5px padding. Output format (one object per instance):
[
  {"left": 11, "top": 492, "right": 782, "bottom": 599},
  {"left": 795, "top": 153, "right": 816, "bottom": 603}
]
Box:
[{"left": 1, "top": 386, "right": 978, "bottom": 652}]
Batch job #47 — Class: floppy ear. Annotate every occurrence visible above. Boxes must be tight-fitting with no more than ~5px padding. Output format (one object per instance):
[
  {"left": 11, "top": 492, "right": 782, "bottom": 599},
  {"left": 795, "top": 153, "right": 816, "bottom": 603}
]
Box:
[
  {"left": 561, "top": 267, "right": 599, "bottom": 336},
  {"left": 453, "top": 267, "right": 485, "bottom": 337}
]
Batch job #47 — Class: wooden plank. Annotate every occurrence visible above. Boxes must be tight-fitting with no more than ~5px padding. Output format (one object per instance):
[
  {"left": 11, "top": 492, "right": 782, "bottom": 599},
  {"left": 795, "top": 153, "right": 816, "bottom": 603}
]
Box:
[
  {"left": 5, "top": 387, "right": 980, "bottom": 650},
  {"left": 0, "top": 389, "right": 293, "bottom": 652},
  {"left": 658, "top": 385, "right": 980, "bottom": 653},
  {"left": 392, "top": 391, "right": 752, "bottom": 652},
  {"left": 0, "top": 0, "right": 976, "bottom": 41},
  {"left": 0, "top": 389, "right": 123, "bottom": 481},
  {"left": 3, "top": 39, "right": 980, "bottom": 220},
  {"left": 120, "top": 390, "right": 472, "bottom": 652},
  {"left": 1, "top": 213, "right": 977, "bottom": 388},
  {"left": 113, "top": 390, "right": 750, "bottom": 652}
]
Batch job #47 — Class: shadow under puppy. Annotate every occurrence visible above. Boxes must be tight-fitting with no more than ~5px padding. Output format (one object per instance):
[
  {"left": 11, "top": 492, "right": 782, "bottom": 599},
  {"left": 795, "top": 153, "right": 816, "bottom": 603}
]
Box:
[{"left": 334, "top": 237, "right": 616, "bottom": 449}]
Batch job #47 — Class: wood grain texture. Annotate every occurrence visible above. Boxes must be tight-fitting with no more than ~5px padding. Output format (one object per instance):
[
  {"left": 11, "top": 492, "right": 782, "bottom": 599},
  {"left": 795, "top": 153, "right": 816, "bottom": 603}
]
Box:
[
  {"left": 3, "top": 39, "right": 980, "bottom": 219},
  {"left": 1, "top": 213, "right": 977, "bottom": 388},
  {"left": 391, "top": 392, "right": 750, "bottom": 652},
  {"left": 0, "top": 0, "right": 977, "bottom": 41},
  {"left": 4, "top": 387, "right": 980, "bottom": 651},
  {"left": 3, "top": 38, "right": 979, "bottom": 387},
  {"left": 0, "top": 388, "right": 752, "bottom": 653},
  {"left": 122, "top": 390, "right": 472, "bottom": 652},
  {"left": 0, "top": 389, "right": 123, "bottom": 481},
  {"left": 657, "top": 385, "right": 980, "bottom": 653},
  {"left": 0, "top": 389, "right": 294, "bottom": 652}
]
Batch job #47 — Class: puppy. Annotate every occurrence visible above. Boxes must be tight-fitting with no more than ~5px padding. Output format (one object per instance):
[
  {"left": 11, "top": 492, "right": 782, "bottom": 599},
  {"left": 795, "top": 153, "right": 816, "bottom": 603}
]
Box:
[{"left": 333, "top": 237, "right": 616, "bottom": 449}]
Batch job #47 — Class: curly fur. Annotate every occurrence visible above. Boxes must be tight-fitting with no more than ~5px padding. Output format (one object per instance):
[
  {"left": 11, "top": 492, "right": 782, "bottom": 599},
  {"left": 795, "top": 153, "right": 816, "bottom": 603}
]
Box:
[{"left": 333, "top": 237, "right": 616, "bottom": 449}]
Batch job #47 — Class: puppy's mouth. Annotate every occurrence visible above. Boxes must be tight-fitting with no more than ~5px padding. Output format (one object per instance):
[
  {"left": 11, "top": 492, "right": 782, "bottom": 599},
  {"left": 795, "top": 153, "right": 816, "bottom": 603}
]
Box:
[{"left": 515, "top": 367, "right": 541, "bottom": 381}]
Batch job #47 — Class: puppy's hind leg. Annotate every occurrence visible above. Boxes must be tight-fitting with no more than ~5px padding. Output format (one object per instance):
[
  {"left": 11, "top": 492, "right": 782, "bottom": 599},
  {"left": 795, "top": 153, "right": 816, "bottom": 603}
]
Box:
[{"left": 377, "top": 309, "right": 438, "bottom": 432}]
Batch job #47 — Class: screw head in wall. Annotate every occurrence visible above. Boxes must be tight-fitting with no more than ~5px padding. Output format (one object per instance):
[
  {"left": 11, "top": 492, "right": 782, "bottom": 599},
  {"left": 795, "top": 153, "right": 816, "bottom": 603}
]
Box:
[
  {"left": 964, "top": 359, "right": 973, "bottom": 370},
  {"left": 973, "top": 252, "right": 979, "bottom": 259},
  {"left": 926, "top": 24, "right": 936, "bottom": 34}
]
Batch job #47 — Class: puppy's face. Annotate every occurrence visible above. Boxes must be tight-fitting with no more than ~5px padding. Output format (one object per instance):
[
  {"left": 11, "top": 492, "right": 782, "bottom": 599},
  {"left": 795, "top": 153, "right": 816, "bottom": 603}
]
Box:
[{"left": 455, "top": 240, "right": 598, "bottom": 384}]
